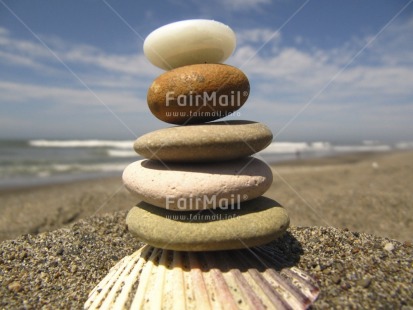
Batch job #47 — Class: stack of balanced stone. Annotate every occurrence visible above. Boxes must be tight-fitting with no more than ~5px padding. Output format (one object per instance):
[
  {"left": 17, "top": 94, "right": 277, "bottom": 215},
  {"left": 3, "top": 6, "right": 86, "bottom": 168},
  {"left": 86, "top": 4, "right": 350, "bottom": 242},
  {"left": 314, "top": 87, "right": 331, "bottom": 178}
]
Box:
[{"left": 123, "top": 19, "right": 290, "bottom": 251}]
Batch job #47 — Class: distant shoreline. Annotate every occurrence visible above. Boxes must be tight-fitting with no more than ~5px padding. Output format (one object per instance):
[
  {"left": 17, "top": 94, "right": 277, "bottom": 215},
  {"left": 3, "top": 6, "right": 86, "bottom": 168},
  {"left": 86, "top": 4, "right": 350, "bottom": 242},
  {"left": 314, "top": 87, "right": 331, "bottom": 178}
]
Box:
[
  {"left": 1, "top": 137, "right": 412, "bottom": 190},
  {"left": 0, "top": 148, "right": 405, "bottom": 193},
  {"left": 0, "top": 148, "right": 401, "bottom": 192},
  {"left": 0, "top": 171, "right": 122, "bottom": 192}
]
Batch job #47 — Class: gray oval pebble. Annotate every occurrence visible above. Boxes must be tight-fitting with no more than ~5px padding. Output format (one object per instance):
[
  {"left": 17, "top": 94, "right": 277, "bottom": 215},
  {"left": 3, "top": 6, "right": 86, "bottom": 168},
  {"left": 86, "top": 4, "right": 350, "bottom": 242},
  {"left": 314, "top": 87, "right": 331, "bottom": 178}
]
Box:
[{"left": 133, "top": 120, "right": 273, "bottom": 162}]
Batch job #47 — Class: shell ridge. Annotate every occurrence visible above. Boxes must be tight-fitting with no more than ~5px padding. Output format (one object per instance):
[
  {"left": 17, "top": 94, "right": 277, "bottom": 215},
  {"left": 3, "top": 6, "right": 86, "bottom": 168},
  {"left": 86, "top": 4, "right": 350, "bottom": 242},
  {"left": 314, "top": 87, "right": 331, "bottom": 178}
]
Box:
[
  {"left": 219, "top": 249, "right": 275, "bottom": 308},
  {"left": 251, "top": 246, "right": 286, "bottom": 269},
  {"left": 247, "top": 269, "right": 291, "bottom": 310},
  {"left": 228, "top": 268, "right": 266, "bottom": 310},
  {"left": 130, "top": 247, "right": 162, "bottom": 309},
  {"left": 233, "top": 248, "right": 269, "bottom": 272},
  {"left": 99, "top": 247, "right": 150, "bottom": 309},
  {"left": 188, "top": 252, "right": 212, "bottom": 309},
  {"left": 150, "top": 249, "right": 169, "bottom": 309},
  {"left": 202, "top": 252, "right": 239, "bottom": 310},
  {"left": 238, "top": 247, "right": 319, "bottom": 308},
  {"left": 85, "top": 257, "right": 126, "bottom": 309},
  {"left": 85, "top": 249, "right": 143, "bottom": 309},
  {"left": 115, "top": 246, "right": 153, "bottom": 309},
  {"left": 248, "top": 246, "right": 319, "bottom": 307},
  {"left": 280, "top": 268, "right": 320, "bottom": 303},
  {"left": 219, "top": 251, "right": 265, "bottom": 309},
  {"left": 264, "top": 269, "right": 311, "bottom": 309},
  {"left": 210, "top": 268, "right": 239, "bottom": 310},
  {"left": 172, "top": 251, "right": 187, "bottom": 310},
  {"left": 197, "top": 252, "right": 225, "bottom": 309}
]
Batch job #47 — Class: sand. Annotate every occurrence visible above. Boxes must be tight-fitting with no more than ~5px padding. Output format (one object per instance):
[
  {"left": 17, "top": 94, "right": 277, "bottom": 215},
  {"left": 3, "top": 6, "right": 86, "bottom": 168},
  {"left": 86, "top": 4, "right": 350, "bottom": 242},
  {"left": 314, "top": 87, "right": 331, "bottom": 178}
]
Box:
[
  {"left": 0, "top": 150, "right": 412, "bottom": 308},
  {"left": 0, "top": 178, "right": 135, "bottom": 242},
  {"left": 0, "top": 213, "right": 412, "bottom": 308},
  {"left": 267, "top": 150, "right": 413, "bottom": 242}
]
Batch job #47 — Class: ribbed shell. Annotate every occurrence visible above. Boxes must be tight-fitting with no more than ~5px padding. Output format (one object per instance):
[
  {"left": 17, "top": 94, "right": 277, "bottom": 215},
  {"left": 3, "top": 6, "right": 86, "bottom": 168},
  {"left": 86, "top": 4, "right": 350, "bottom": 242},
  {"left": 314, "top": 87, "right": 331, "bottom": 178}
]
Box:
[{"left": 85, "top": 245, "right": 319, "bottom": 310}]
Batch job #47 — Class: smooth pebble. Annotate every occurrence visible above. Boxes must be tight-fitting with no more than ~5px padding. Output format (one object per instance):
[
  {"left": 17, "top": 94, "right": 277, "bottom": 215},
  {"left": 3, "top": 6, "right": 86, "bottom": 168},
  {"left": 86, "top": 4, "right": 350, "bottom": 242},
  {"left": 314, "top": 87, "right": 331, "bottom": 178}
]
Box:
[
  {"left": 126, "top": 196, "right": 290, "bottom": 251},
  {"left": 134, "top": 120, "right": 273, "bottom": 162},
  {"left": 122, "top": 157, "right": 273, "bottom": 210},
  {"left": 147, "top": 63, "right": 249, "bottom": 124},
  {"left": 144, "top": 19, "right": 236, "bottom": 70}
]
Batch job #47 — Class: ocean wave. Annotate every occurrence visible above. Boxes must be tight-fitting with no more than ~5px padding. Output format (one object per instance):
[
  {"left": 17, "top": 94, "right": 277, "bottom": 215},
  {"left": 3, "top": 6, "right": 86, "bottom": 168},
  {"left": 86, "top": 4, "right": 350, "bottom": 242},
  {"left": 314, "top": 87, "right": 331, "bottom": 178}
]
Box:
[
  {"left": 49, "top": 163, "right": 128, "bottom": 173},
  {"left": 395, "top": 141, "right": 413, "bottom": 150},
  {"left": 0, "top": 162, "right": 128, "bottom": 178},
  {"left": 107, "top": 149, "right": 137, "bottom": 157},
  {"left": 260, "top": 142, "right": 332, "bottom": 154},
  {"left": 260, "top": 141, "right": 395, "bottom": 154},
  {"left": 332, "top": 145, "right": 392, "bottom": 152},
  {"left": 29, "top": 139, "right": 133, "bottom": 149}
]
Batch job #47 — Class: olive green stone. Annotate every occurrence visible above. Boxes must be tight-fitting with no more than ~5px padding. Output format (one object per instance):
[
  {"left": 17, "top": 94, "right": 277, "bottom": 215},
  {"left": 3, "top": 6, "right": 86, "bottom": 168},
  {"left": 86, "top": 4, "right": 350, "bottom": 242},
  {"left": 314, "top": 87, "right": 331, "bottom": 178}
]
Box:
[{"left": 126, "top": 196, "right": 290, "bottom": 251}]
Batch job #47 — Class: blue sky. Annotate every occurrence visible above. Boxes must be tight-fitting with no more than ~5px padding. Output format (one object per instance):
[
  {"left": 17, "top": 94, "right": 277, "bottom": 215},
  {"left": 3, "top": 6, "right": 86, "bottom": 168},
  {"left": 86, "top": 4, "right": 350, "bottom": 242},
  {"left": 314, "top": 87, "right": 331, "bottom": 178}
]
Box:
[{"left": 1, "top": 0, "right": 412, "bottom": 143}]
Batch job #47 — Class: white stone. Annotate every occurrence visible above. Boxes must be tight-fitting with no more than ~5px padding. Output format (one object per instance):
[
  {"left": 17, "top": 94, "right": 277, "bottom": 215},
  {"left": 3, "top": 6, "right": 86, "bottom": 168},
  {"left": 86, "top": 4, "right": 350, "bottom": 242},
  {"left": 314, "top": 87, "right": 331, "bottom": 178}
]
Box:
[
  {"left": 122, "top": 157, "right": 273, "bottom": 210},
  {"left": 143, "top": 19, "right": 236, "bottom": 70}
]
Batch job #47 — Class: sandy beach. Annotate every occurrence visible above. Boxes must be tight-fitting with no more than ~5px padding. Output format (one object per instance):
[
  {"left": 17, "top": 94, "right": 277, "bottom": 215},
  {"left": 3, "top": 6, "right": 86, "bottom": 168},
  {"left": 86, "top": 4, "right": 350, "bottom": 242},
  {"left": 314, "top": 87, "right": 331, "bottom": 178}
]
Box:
[
  {"left": 1, "top": 213, "right": 412, "bottom": 308},
  {"left": 1, "top": 150, "right": 412, "bottom": 242},
  {"left": 0, "top": 150, "right": 412, "bottom": 308}
]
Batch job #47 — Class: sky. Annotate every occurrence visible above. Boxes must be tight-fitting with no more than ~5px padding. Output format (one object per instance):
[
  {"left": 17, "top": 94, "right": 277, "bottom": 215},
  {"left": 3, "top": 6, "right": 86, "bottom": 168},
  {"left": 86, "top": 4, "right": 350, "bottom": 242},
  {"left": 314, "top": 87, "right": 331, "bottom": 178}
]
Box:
[{"left": 0, "top": 0, "right": 413, "bottom": 143}]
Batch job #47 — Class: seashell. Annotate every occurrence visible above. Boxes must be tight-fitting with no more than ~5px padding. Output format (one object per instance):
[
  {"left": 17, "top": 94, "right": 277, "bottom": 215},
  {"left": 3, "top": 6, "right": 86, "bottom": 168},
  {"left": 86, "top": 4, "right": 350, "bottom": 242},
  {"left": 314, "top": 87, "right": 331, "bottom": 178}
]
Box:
[{"left": 85, "top": 245, "right": 319, "bottom": 309}]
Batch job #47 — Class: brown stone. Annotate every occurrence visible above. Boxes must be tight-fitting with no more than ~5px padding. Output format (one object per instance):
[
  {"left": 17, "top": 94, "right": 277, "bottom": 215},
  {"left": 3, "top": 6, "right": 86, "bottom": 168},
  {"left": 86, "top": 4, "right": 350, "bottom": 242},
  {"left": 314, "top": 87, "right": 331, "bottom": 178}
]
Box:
[{"left": 147, "top": 64, "right": 250, "bottom": 124}]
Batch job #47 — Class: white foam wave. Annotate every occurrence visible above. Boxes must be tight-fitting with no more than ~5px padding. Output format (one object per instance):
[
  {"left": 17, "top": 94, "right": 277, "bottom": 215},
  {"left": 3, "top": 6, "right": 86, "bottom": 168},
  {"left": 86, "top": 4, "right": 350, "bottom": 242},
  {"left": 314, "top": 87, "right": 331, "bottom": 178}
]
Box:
[
  {"left": 107, "top": 149, "right": 137, "bottom": 158},
  {"left": 260, "top": 142, "right": 332, "bottom": 154},
  {"left": 395, "top": 141, "right": 413, "bottom": 150},
  {"left": 49, "top": 163, "right": 128, "bottom": 172},
  {"left": 0, "top": 162, "right": 129, "bottom": 179},
  {"left": 29, "top": 139, "right": 132, "bottom": 149},
  {"left": 333, "top": 145, "right": 391, "bottom": 152},
  {"left": 261, "top": 141, "right": 394, "bottom": 154}
]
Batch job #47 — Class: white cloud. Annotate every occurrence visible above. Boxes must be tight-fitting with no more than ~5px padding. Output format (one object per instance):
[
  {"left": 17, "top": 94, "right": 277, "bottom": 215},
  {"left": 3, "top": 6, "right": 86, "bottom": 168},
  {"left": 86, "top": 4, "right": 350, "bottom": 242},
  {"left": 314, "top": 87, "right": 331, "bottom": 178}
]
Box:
[
  {"left": 220, "top": 0, "right": 271, "bottom": 11},
  {"left": 366, "top": 17, "right": 413, "bottom": 66},
  {"left": 0, "top": 81, "right": 147, "bottom": 113},
  {"left": 224, "top": 17, "right": 413, "bottom": 142},
  {"left": 228, "top": 17, "right": 413, "bottom": 108},
  {"left": 0, "top": 27, "right": 9, "bottom": 36},
  {"left": 0, "top": 28, "right": 160, "bottom": 78},
  {"left": 0, "top": 28, "right": 156, "bottom": 119},
  {"left": 230, "top": 46, "right": 337, "bottom": 93},
  {"left": 335, "top": 66, "right": 413, "bottom": 96},
  {"left": 62, "top": 46, "right": 160, "bottom": 77},
  {"left": 0, "top": 31, "right": 51, "bottom": 59},
  {"left": 236, "top": 28, "right": 280, "bottom": 45},
  {"left": 294, "top": 35, "right": 304, "bottom": 45},
  {"left": 0, "top": 50, "right": 54, "bottom": 72}
]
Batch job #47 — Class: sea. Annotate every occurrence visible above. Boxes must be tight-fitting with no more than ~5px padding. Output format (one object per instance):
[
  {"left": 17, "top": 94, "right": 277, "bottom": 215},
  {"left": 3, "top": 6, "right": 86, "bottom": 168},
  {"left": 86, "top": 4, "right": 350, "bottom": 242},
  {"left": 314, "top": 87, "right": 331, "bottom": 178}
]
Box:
[{"left": 0, "top": 139, "right": 412, "bottom": 189}]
